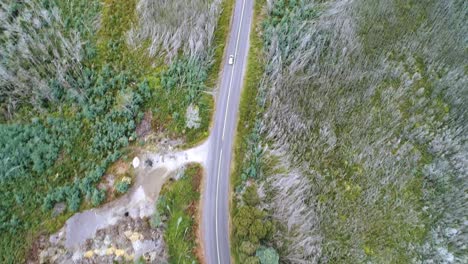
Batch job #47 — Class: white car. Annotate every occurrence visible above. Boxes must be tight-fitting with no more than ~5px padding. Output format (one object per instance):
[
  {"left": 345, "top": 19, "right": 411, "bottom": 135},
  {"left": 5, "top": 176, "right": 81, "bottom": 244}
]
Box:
[{"left": 228, "top": 55, "right": 234, "bottom": 65}]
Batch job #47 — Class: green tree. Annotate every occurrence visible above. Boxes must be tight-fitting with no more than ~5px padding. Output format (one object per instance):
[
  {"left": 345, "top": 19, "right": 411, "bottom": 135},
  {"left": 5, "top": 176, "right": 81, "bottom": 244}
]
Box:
[
  {"left": 233, "top": 206, "right": 273, "bottom": 244},
  {"left": 91, "top": 188, "right": 106, "bottom": 206},
  {"left": 243, "top": 184, "right": 260, "bottom": 207},
  {"left": 115, "top": 180, "right": 130, "bottom": 193},
  {"left": 240, "top": 241, "right": 259, "bottom": 255},
  {"left": 245, "top": 256, "right": 261, "bottom": 264}
]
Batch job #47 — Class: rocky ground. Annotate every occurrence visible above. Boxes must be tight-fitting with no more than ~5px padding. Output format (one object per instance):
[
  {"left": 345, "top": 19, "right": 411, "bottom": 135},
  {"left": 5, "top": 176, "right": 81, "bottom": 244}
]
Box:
[{"left": 34, "top": 216, "right": 167, "bottom": 264}]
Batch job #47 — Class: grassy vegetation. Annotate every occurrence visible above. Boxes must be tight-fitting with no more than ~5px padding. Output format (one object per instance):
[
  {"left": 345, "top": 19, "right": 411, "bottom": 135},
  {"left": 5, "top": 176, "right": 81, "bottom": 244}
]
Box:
[
  {"left": 157, "top": 164, "right": 203, "bottom": 264},
  {"left": 237, "top": 0, "right": 467, "bottom": 263},
  {"left": 0, "top": 0, "right": 226, "bottom": 262},
  {"left": 0, "top": 64, "right": 150, "bottom": 263}
]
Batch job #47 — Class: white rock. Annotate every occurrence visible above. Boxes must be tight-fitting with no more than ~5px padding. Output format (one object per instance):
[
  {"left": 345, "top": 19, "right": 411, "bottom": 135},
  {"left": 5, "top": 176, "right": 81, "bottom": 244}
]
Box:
[
  {"left": 104, "top": 235, "right": 111, "bottom": 246},
  {"left": 49, "top": 233, "right": 60, "bottom": 245},
  {"left": 133, "top": 240, "right": 157, "bottom": 259},
  {"left": 97, "top": 248, "right": 107, "bottom": 256},
  {"left": 72, "top": 251, "right": 83, "bottom": 262},
  {"left": 132, "top": 157, "right": 140, "bottom": 168},
  {"left": 39, "top": 250, "right": 49, "bottom": 264}
]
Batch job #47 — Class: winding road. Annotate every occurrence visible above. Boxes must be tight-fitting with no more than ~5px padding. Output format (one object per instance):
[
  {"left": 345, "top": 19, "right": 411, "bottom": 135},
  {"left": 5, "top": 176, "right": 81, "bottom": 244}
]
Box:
[{"left": 202, "top": 0, "right": 254, "bottom": 263}]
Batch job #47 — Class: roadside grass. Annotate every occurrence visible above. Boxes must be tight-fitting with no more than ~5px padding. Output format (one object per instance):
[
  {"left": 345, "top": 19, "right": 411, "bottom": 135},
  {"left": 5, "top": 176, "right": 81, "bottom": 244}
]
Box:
[
  {"left": 157, "top": 164, "right": 203, "bottom": 264},
  {"left": 230, "top": 0, "right": 267, "bottom": 262},
  {"left": 148, "top": 58, "right": 213, "bottom": 147}
]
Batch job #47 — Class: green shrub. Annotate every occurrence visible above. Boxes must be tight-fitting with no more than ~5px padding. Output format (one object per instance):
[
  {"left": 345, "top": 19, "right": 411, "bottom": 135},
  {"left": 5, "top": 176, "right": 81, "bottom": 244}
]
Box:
[
  {"left": 240, "top": 241, "right": 259, "bottom": 256},
  {"left": 91, "top": 188, "right": 106, "bottom": 206},
  {"left": 233, "top": 206, "right": 273, "bottom": 244},
  {"left": 245, "top": 256, "right": 261, "bottom": 264},
  {"left": 255, "top": 247, "right": 279, "bottom": 264},
  {"left": 243, "top": 185, "right": 260, "bottom": 207},
  {"left": 153, "top": 56, "right": 212, "bottom": 144},
  {"left": 115, "top": 181, "right": 130, "bottom": 194},
  {"left": 150, "top": 211, "right": 162, "bottom": 229}
]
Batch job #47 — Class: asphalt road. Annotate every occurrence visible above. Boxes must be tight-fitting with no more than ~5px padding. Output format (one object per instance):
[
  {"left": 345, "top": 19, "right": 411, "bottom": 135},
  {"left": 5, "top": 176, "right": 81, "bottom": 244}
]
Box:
[{"left": 202, "top": 0, "right": 254, "bottom": 263}]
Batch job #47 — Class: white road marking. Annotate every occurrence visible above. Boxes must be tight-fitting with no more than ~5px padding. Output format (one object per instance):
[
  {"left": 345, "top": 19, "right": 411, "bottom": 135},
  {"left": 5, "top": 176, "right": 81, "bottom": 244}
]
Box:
[
  {"left": 215, "top": 149, "right": 223, "bottom": 264},
  {"left": 222, "top": 0, "right": 247, "bottom": 141}
]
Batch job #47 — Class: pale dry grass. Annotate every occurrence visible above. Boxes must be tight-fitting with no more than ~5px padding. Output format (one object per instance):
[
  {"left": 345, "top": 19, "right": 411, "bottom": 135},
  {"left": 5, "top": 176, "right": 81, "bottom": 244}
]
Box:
[{"left": 127, "top": 0, "right": 223, "bottom": 59}]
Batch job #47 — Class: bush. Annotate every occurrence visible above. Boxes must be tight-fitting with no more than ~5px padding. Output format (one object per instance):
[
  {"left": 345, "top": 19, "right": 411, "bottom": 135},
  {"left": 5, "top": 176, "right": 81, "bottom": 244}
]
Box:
[
  {"left": 127, "top": 0, "right": 223, "bottom": 59},
  {"left": 153, "top": 56, "right": 213, "bottom": 143},
  {"left": 115, "top": 180, "right": 130, "bottom": 194},
  {"left": 245, "top": 256, "right": 261, "bottom": 264},
  {"left": 233, "top": 206, "right": 273, "bottom": 244},
  {"left": 91, "top": 188, "right": 106, "bottom": 206},
  {"left": 150, "top": 211, "right": 162, "bottom": 229},
  {"left": 0, "top": 0, "right": 87, "bottom": 117},
  {"left": 256, "top": 247, "right": 279, "bottom": 264},
  {"left": 240, "top": 241, "right": 259, "bottom": 256},
  {"left": 243, "top": 184, "right": 260, "bottom": 207},
  {"left": 66, "top": 186, "right": 81, "bottom": 212}
]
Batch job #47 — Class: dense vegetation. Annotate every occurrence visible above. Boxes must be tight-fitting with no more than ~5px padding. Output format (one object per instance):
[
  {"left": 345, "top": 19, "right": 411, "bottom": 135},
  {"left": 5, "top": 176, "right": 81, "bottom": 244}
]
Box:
[
  {"left": 234, "top": 0, "right": 467, "bottom": 263},
  {"left": 0, "top": 0, "right": 224, "bottom": 261},
  {"left": 156, "top": 164, "right": 203, "bottom": 264}
]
